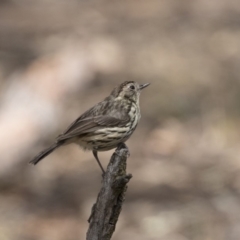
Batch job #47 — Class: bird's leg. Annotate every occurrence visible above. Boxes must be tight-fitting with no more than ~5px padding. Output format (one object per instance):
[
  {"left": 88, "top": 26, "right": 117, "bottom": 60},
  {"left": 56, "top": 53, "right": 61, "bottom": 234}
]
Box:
[{"left": 92, "top": 150, "right": 105, "bottom": 175}]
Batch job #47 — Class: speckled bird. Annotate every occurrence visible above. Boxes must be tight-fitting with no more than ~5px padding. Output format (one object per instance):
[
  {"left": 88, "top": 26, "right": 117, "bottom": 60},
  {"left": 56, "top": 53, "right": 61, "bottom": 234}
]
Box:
[{"left": 30, "top": 81, "right": 150, "bottom": 173}]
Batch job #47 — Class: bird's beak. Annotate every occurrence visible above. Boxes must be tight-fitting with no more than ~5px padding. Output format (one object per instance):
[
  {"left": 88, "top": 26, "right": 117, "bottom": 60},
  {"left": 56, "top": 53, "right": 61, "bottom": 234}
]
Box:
[{"left": 139, "top": 83, "right": 150, "bottom": 90}]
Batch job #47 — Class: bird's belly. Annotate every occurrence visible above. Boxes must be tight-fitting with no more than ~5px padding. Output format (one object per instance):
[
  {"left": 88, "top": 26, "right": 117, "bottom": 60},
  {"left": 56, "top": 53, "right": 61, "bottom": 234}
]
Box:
[{"left": 75, "top": 126, "right": 135, "bottom": 151}]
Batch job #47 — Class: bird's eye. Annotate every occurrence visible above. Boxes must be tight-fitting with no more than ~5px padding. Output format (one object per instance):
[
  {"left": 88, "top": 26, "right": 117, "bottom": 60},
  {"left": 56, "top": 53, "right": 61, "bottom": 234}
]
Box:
[{"left": 129, "top": 85, "right": 135, "bottom": 90}]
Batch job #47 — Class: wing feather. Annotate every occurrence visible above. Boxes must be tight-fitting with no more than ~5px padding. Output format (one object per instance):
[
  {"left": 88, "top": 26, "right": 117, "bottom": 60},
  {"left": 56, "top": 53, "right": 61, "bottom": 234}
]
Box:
[{"left": 57, "top": 102, "right": 129, "bottom": 141}]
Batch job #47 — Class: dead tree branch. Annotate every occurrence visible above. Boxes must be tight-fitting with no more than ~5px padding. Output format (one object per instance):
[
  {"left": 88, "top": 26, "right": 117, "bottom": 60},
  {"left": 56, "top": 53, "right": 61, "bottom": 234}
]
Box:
[{"left": 86, "top": 143, "right": 132, "bottom": 240}]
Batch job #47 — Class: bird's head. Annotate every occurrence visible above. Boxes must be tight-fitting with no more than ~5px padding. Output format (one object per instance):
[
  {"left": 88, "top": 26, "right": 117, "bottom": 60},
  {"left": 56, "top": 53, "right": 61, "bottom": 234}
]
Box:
[{"left": 111, "top": 81, "right": 150, "bottom": 103}]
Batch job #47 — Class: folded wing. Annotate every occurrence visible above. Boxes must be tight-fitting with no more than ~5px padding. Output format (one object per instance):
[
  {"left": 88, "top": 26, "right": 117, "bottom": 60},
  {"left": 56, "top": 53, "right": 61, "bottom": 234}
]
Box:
[{"left": 57, "top": 115, "right": 129, "bottom": 141}]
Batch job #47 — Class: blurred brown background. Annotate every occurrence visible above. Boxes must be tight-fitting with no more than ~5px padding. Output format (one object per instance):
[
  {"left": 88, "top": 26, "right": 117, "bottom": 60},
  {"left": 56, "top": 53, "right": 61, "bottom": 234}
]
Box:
[{"left": 1, "top": 0, "right": 240, "bottom": 240}]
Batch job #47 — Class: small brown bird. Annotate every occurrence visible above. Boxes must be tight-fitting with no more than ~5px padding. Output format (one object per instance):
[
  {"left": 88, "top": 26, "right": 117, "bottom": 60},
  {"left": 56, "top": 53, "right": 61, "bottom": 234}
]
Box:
[{"left": 30, "top": 81, "right": 150, "bottom": 173}]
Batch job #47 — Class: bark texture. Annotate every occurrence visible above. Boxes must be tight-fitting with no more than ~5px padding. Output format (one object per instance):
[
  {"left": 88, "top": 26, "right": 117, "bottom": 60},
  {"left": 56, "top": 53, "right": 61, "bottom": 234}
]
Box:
[{"left": 86, "top": 143, "right": 132, "bottom": 240}]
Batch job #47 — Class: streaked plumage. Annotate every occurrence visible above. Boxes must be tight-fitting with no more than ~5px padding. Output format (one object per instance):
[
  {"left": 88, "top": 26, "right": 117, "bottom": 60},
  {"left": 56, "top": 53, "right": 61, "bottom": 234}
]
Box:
[{"left": 30, "top": 81, "right": 150, "bottom": 173}]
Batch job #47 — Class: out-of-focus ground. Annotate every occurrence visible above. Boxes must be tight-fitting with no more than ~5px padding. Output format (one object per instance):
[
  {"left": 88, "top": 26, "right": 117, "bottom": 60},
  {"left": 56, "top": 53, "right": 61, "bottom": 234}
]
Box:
[{"left": 1, "top": 0, "right": 240, "bottom": 239}]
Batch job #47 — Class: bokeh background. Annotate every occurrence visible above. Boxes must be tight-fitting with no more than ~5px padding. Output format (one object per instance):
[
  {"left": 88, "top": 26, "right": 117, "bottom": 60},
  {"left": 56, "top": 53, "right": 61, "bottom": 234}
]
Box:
[{"left": 1, "top": 0, "right": 240, "bottom": 240}]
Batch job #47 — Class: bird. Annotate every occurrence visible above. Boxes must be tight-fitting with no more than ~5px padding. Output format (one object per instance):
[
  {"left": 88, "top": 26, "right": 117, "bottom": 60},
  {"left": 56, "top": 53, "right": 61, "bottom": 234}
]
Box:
[{"left": 30, "top": 81, "right": 150, "bottom": 173}]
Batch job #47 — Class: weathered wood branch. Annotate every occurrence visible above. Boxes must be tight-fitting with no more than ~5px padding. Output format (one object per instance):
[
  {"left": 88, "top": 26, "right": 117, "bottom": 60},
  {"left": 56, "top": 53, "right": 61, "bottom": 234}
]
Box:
[{"left": 86, "top": 143, "right": 132, "bottom": 240}]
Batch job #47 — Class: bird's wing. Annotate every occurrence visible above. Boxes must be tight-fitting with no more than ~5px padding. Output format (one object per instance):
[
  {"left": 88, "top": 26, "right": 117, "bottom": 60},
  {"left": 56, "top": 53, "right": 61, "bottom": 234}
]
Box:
[
  {"left": 57, "top": 115, "right": 129, "bottom": 142},
  {"left": 59, "top": 97, "right": 111, "bottom": 135},
  {"left": 57, "top": 102, "right": 129, "bottom": 141}
]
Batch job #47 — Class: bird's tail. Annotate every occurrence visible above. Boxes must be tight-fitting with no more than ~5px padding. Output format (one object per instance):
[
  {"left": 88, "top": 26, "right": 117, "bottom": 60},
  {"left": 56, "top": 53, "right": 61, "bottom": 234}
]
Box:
[{"left": 29, "top": 142, "right": 60, "bottom": 165}]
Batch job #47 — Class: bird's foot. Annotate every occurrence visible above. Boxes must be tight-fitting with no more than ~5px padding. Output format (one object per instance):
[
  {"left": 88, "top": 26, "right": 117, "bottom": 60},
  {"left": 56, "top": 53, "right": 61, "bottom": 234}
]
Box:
[
  {"left": 101, "top": 171, "right": 106, "bottom": 179},
  {"left": 116, "top": 143, "right": 130, "bottom": 157}
]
